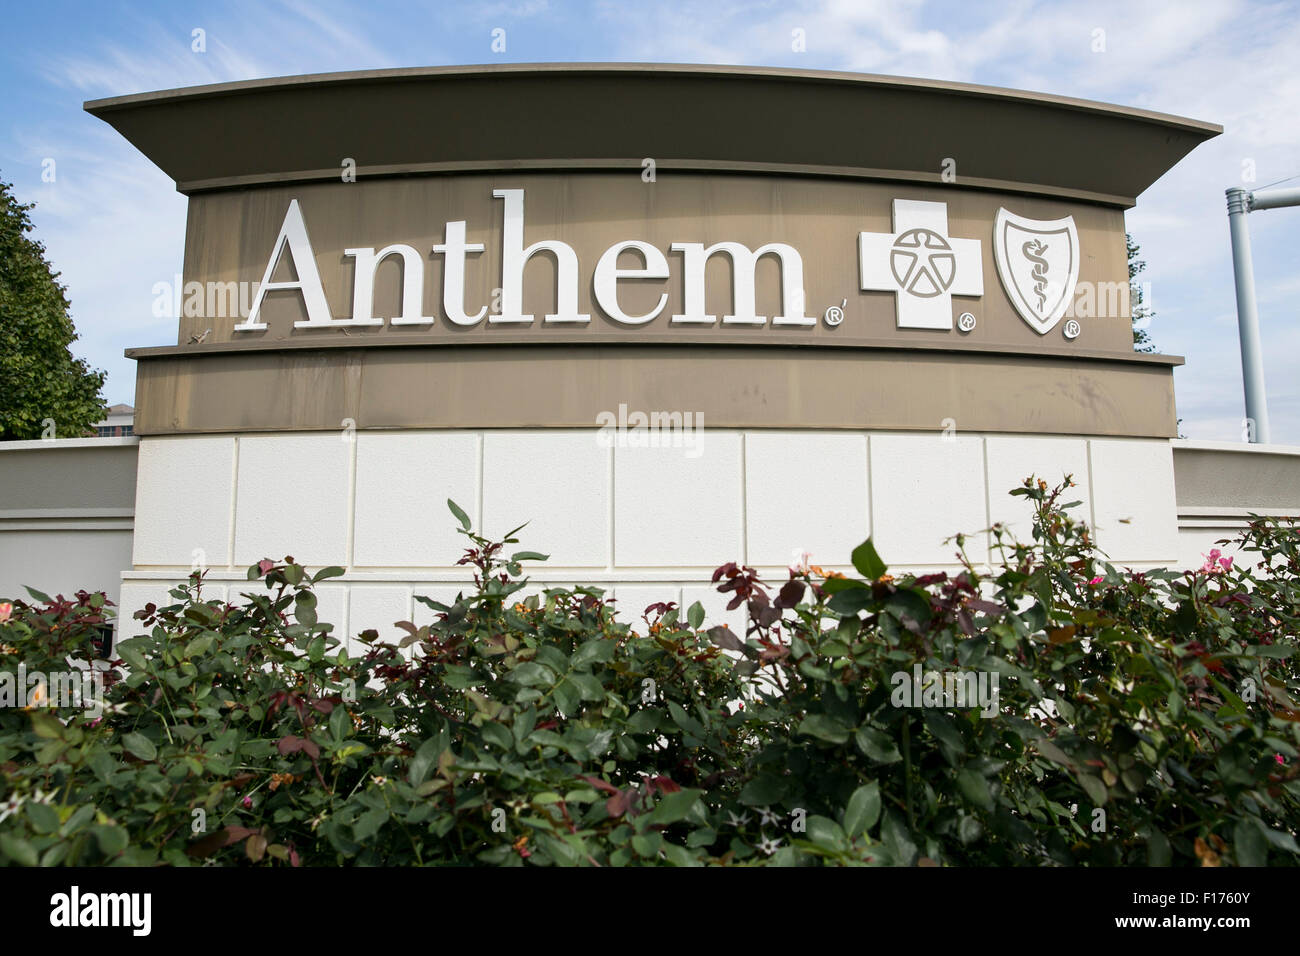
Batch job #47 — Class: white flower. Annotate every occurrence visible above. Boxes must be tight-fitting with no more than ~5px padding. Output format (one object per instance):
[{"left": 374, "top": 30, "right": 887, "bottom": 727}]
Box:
[
  {"left": 0, "top": 794, "right": 24, "bottom": 825},
  {"left": 756, "top": 836, "right": 783, "bottom": 856},
  {"left": 725, "top": 810, "right": 751, "bottom": 829},
  {"left": 788, "top": 550, "right": 812, "bottom": 574},
  {"left": 757, "top": 806, "right": 782, "bottom": 827}
]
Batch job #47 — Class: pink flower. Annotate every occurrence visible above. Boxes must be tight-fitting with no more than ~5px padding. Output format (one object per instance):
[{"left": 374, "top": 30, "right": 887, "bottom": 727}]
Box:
[
  {"left": 242, "top": 795, "right": 253, "bottom": 809},
  {"left": 788, "top": 550, "right": 812, "bottom": 574},
  {"left": 1089, "top": 576, "right": 1103, "bottom": 586},
  {"left": 1200, "top": 549, "right": 1233, "bottom": 575},
  {"left": 1276, "top": 754, "right": 1286, "bottom": 765},
  {"left": 0, "top": 602, "right": 11, "bottom": 623}
]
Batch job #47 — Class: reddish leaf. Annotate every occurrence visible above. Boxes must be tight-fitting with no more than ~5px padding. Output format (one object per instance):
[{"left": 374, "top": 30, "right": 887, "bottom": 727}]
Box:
[
  {"left": 648, "top": 775, "right": 681, "bottom": 794},
  {"left": 606, "top": 791, "right": 631, "bottom": 818},
  {"left": 185, "top": 830, "right": 230, "bottom": 859},
  {"left": 707, "top": 625, "right": 744, "bottom": 652},
  {"left": 276, "top": 735, "right": 320, "bottom": 759},
  {"left": 775, "top": 579, "right": 806, "bottom": 609},
  {"left": 577, "top": 774, "right": 621, "bottom": 795},
  {"left": 1048, "top": 626, "right": 1077, "bottom": 645}
]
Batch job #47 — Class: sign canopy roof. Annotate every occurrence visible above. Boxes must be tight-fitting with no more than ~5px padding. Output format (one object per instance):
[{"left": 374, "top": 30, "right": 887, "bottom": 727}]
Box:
[{"left": 85, "top": 63, "right": 1219, "bottom": 205}]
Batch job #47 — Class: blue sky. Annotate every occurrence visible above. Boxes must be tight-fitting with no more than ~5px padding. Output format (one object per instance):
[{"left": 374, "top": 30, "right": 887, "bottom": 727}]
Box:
[{"left": 2, "top": 0, "right": 1298, "bottom": 442}]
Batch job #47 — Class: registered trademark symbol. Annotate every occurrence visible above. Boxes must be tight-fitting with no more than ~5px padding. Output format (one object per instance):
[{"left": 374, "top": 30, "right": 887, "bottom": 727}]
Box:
[
  {"left": 824, "top": 299, "right": 846, "bottom": 327},
  {"left": 1063, "top": 319, "right": 1081, "bottom": 340},
  {"left": 957, "top": 312, "right": 976, "bottom": 333}
]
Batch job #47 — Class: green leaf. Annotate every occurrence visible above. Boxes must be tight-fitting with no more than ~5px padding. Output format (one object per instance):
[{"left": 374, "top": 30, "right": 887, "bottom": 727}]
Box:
[
  {"left": 537, "top": 833, "right": 584, "bottom": 866},
  {"left": 353, "top": 807, "right": 387, "bottom": 841},
  {"left": 886, "top": 588, "right": 933, "bottom": 626},
  {"left": 0, "top": 834, "right": 38, "bottom": 867},
  {"left": 631, "top": 832, "right": 663, "bottom": 859},
  {"left": 25, "top": 801, "right": 60, "bottom": 834},
  {"left": 115, "top": 641, "right": 148, "bottom": 673},
  {"left": 687, "top": 601, "right": 705, "bottom": 629},
  {"left": 507, "top": 661, "right": 554, "bottom": 687},
  {"left": 570, "top": 673, "right": 605, "bottom": 701},
  {"left": 661, "top": 842, "right": 701, "bottom": 867},
  {"left": 510, "top": 551, "right": 549, "bottom": 563},
  {"left": 956, "top": 768, "right": 994, "bottom": 811},
  {"left": 1247, "top": 644, "right": 1295, "bottom": 658},
  {"left": 408, "top": 736, "right": 444, "bottom": 787},
  {"left": 855, "top": 726, "right": 902, "bottom": 763},
  {"left": 1032, "top": 738, "right": 1074, "bottom": 769},
  {"left": 881, "top": 812, "right": 917, "bottom": 866},
  {"left": 552, "top": 679, "right": 580, "bottom": 717},
  {"left": 122, "top": 731, "right": 158, "bottom": 762},
  {"left": 648, "top": 789, "right": 702, "bottom": 824},
  {"left": 479, "top": 722, "right": 513, "bottom": 752},
  {"left": 958, "top": 815, "right": 983, "bottom": 846},
  {"left": 1257, "top": 823, "right": 1300, "bottom": 854},
  {"left": 59, "top": 803, "right": 96, "bottom": 836},
  {"left": 1076, "top": 772, "right": 1107, "bottom": 806},
  {"left": 571, "top": 638, "right": 615, "bottom": 668},
  {"left": 29, "top": 711, "right": 63, "bottom": 740},
  {"left": 447, "top": 498, "right": 472, "bottom": 531},
  {"left": 806, "top": 815, "right": 849, "bottom": 852},
  {"left": 843, "top": 781, "right": 881, "bottom": 837},
  {"left": 740, "top": 775, "right": 787, "bottom": 806},
  {"left": 295, "top": 591, "right": 318, "bottom": 627},
  {"left": 828, "top": 589, "right": 875, "bottom": 616},
  {"left": 851, "top": 539, "right": 887, "bottom": 580},
  {"left": 667, "top": 700, "right": 706, "bottom": 738},
  {"left": 686, "top": 827, "right": 716, "bottom": 848},
  {"left": 1234, "top": 818, "right": 1268, "bottom": 867},
  {"left": 798, "top": 713, "right": 850, "bottom": 745},
  {"left": 92, "top": 824, "right": 129, "bottom": 857},
  {"left": 1146, "top": 826, "right": 1171, "bottom": 866}
]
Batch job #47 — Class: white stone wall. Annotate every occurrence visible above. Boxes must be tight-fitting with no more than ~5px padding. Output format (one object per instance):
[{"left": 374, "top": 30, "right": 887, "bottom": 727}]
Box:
[
  {"left": 0, "top": 437, "right": 137, "bottom": 608},
  {"left": 117, "top": 430, "right": 1182, "bottom": 645}
]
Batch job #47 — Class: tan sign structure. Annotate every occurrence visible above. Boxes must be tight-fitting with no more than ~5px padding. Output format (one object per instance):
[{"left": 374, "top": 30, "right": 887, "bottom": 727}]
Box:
[{"left": 87, "top": 64, "right": 1218, "bottom": 437}]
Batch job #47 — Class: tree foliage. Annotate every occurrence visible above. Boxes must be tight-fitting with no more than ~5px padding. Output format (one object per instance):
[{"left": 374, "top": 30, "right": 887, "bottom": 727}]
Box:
[
  {"left": 1127, "top": 232, "right": 1156, "bottom": 353},
  {"left": 0, "top": 176, "right": 106, "bottom": 441}
]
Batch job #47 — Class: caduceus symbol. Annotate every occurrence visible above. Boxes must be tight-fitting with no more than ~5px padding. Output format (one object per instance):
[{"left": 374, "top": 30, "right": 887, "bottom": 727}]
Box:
[{"left": 1022, "top": 238, "right": 1049, "bottom": 313}]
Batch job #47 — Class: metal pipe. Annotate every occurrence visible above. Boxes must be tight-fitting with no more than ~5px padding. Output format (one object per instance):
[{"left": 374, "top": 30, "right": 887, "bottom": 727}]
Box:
[
  {"left": 1225, "top": 187, "right": 1271, "bottom": 443},
  {"left": 1248, "top": 185, "right": 1300, "bottom": 211}
]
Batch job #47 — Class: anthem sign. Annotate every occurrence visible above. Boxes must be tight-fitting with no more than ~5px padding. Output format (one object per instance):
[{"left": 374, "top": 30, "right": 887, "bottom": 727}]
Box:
[
  {"left": 237, "top": 189, "right": 819, "bottom": 331},
  {"left": 88, "top": 64, "right": 1215, "bottom": 437},
  {"left": 234, "top": 185, "right": 1089, "bottom": 342}
]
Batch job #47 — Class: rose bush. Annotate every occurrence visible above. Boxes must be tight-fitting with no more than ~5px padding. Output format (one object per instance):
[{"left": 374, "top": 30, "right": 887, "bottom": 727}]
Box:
[{"left": 0, "top": 478, "right": 1296, "bottom": 866}]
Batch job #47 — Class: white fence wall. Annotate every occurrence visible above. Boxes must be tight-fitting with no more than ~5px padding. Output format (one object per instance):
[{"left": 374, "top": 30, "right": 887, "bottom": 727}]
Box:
[
  {"left": 116, "top": 430, "right": 1181, "bottom": 646},
  {"left": 0, "top": 438, "right": 137, "bottom": 607},
  {"left": 6, "top": 432, "right": 1295, "bottom": 650}
]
